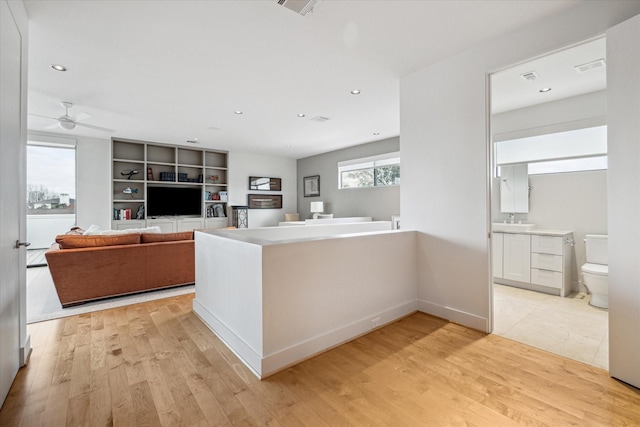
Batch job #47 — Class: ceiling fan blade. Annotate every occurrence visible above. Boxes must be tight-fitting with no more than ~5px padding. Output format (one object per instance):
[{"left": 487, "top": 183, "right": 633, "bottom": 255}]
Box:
[
  {"left": 28, "top": 113, "right": 58, "bottom": 121},
  {"left": 74, "top": 122, "right": 116, "bottom": 133},
  {"left": 75, "top": 112, "right": 92, "bottom": 122},
  {"left": 44, "top": 121, "right": 60, "bottom": 130}
]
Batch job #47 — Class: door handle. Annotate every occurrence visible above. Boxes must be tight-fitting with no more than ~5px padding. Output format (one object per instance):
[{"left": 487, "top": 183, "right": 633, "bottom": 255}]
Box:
[{"left": 15, "top": 240, "right": 31, "bottom": 249}]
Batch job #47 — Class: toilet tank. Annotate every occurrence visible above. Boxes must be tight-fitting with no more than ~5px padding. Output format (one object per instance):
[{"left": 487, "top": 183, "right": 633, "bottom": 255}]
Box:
[{"left": 585, "top": 234, "right": 608, "bottom": 264}]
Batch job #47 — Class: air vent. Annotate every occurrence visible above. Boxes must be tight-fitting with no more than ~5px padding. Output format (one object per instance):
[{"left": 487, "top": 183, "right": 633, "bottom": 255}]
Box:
[
  {"left": 310, "top": 116, "right": 330, "bottom": 122},
  {"left": 274, "top": 0, "right": 318, "bottom": 16},
  {"left": 575, "top": 59, "right": 606, "bottom": 73},
  {"left": 520, "top": 71, "right": 539, "bottom": 82}
]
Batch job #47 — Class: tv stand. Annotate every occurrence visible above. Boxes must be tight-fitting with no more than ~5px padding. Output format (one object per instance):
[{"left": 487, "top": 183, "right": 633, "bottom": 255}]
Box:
[{"left": 111, "top": 139, "right": 229, "bottom": 230}]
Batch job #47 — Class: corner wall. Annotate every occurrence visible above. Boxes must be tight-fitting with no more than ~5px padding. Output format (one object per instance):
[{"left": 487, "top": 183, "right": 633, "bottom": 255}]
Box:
[
  {"left": 400, "top": 2, "right": 640, "bottom": 333},
  {"left": 296, "top": 137, "right": 400, "bottom": 221}
]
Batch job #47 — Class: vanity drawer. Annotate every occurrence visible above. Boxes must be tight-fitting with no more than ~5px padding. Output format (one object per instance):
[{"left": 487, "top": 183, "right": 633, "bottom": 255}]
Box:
[
  {"left": 531, "top": 252, "right": 563, "bottom": 272},
  {"left": 531, "top": 235, "right": 563, "bottom": 255},
  {"left": 531, "top": 268, "right": 563, "bottom": 289}
]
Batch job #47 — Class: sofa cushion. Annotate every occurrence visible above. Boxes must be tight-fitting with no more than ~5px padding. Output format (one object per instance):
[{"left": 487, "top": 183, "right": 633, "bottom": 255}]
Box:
[
  {"left": 56, "top": 233, "right": 141, "bottom": 249},
  {"left": 141, "top": 231, "right": 193, "bottom": 243}
]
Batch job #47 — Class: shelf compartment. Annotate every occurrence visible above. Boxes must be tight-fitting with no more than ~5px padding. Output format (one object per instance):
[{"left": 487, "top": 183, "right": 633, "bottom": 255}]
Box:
[
  {"left": 113, "top": 181, "right": 144, "bottom": 201},
  {"left": 147, "top": 144, "right": 176, "bottom": 164},
  {"left": 205, "top": 151, "right": 227, "bottom": 168},
  {"left": 178, "top": 148, "right": 204, "bottom": 166},
  {"left": 113, "top": 140, "right": 144, "bottom": 161},
  {"left": 147, "top": 163, "right": 176, "bottom": 182},
  {"left": 204, "top": 169, "right": 227, "bottom": 185},
  {"left": 177, "top": 165, "right": 204, "bottom": 183},
  {"left": 113, "top": 161, "right": 145, "bottom": 181}
]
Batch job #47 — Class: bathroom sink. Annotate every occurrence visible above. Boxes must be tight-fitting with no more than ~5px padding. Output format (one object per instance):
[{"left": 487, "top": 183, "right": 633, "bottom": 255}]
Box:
[{"left": 492, "top": 223, "right": 536, "bottom": 232}]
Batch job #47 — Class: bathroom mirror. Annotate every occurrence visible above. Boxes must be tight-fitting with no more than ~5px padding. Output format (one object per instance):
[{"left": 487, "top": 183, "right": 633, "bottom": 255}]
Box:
[{"left": 500, "top": 164, "right": 529, "bottom": 213}]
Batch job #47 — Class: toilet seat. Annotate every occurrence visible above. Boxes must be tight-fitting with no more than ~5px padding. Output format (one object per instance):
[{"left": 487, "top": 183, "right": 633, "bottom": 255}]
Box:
[{"left": 582, "top": 263, "right": 608, "bottom": 275}]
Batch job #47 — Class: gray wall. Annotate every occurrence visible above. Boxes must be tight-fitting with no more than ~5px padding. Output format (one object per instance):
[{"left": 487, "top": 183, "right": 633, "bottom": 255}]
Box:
[{"left": 296, "top": 137, "right": 400, "bottom": 221}]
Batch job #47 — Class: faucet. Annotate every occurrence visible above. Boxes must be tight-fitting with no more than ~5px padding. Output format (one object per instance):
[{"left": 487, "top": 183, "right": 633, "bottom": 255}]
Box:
[{"left": 509, "top": 213, "right": 515, "bottom": 224}]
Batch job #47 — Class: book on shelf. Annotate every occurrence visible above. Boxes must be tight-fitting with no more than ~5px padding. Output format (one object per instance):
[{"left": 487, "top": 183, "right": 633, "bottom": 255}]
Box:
[{"left": 113, "top": 208, "right": 132, "bottom": 220}]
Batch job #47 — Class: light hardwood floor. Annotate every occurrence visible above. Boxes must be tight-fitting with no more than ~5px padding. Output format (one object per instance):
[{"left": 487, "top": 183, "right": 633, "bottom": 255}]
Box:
[{"left": 1, "top": 294, "right": 639, "bottom": 426}]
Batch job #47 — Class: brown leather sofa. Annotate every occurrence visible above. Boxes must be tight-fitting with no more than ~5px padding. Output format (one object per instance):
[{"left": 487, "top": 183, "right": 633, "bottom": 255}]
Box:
[{"left": 45, "top": 231, "right": 195, "bottom": 307}]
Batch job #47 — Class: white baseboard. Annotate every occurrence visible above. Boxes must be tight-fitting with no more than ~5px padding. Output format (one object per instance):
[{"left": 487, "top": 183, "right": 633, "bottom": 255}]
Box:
[
  {"left": 418, "top": 299, "right": 489, "bottom": 332},
  {"left": 194, "top": 298, "right": 417, "bottom": 379},
  {"left": 261, "top": 300, "right": 418, "bottom": 377},
  {"left": 192, "top": 299, "right": 262, "bottom": 378}
]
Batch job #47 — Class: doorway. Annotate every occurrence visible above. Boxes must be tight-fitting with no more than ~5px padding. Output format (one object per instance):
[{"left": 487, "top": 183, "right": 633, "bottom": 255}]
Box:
[{"left": 490, "top": 38, "right": 609, "bottom": 369}]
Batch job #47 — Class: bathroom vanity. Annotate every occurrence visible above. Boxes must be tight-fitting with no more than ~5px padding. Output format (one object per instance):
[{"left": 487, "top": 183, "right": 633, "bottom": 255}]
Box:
[{"left": 493, "top": 229, "right": 574, "bottom": 297}]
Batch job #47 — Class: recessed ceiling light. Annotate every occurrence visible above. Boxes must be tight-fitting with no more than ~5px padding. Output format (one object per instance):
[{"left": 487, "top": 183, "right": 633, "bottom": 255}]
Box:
[
  {"left": 297, "top": 113, "right": 306, "bottom": 118},
  {"left": 350, "top": 89, "right": 361, "bottom": 95},
  {"left": 234, "top": 110, "right": 243, "bottom": 115},
  {"left": 287, "top": 145, "right": 293, "bottom": 149},
  {"left": 51, "top": 64, "right": 67, "bottom": 72},
  {"left": 373, "top": 132, "right": 380, "bottom": 136},
  {"left": 539, "top": 87, "right": 552, "bottom": 93}
]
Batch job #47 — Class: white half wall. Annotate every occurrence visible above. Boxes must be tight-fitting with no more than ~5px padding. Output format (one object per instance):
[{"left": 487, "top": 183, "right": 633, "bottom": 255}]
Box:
[
  {"left": 228, "top": 151, "right": 297, "bottom": 227},
  {"left": 400, "top": 2, "right": 640, "bottom": 334}
]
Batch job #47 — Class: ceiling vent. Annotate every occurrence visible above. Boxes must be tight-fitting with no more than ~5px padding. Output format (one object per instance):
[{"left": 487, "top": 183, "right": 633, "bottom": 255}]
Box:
[
  {"left": 274, "top": 0, "right": 318, "bottom": 16},
  {"left": 310, "top": 116, "right": 330, "bottom": 122},
  {"left": 575, "top": 59, "right": 606, "bottom": 73},
  {"left": 520, "top": 71, "right": 539, "bottom": 82}
]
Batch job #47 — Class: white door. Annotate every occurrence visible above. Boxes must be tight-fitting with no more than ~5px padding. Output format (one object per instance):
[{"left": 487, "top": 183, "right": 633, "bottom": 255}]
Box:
[
  {"left": 0, "top": 0, "right": 25, "bottom": 404},
  {"left": 502, "top": 233, "right": 531, "bottom": 283}
]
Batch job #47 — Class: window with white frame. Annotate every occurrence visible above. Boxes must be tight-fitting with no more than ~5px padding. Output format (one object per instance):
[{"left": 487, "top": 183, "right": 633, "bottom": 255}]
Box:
[
  {"left": 495, "top": 126, "right": 607, "bottom": 176},
  {"left": 338, "top": 152, "right": 400, "bottom": 189}
]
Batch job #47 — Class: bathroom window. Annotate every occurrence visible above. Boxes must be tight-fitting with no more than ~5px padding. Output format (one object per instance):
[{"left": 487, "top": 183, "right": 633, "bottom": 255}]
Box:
[
  {"left": 495, "top": 126, "right": 607, "bottom": 176},
  {"left": 338, "top": 152, "right": 400, "bottom": 189}
]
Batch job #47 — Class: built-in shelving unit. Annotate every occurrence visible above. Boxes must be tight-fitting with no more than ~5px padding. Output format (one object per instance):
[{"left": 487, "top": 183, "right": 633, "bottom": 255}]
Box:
[{"left": 112, "top": 139, "right": 229, "bottom": 231}]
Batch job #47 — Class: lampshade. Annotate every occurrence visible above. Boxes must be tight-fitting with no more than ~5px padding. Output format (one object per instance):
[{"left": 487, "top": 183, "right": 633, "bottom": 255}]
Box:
[{"left": 310, "top": 201, "right": 324, "bottom": 213}]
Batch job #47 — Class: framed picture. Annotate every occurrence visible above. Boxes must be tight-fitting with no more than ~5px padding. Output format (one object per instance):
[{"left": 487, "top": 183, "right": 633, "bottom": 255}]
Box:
[
  {"left": 248, "top": 194, "right": 283, "bottom": 209},
  {"left": 303, "top": 175, "right": 320, "bottom": 197},
  {"left": 249, "top": 176, "right": 282, "bottom": 191}
]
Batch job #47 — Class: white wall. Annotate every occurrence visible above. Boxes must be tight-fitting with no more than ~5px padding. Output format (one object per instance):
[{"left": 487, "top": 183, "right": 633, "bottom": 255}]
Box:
[
  {"left": 400, "top": 2, "right": 640, "bottom": 336},
  {"left": 76, "top": 136, "right": 111, "bottom": 229},
  {"left": 296, "top": 137, "right": 400, "bottom": 221},
  {"left": 492, "top": 90, "right": 607, "bottom": 141},
  {"left": 228, "top": 151, "right": 297, "bottom": 227},
  {"left": 607, "top": 13, "right": 640, "bottom": 390}
]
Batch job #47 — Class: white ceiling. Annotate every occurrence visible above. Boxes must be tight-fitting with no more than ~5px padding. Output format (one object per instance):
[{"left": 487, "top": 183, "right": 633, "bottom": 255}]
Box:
[
  {"left": 25, "top": 0, "right": 585, "bottom": 158},
  {"left": 491, "top": 37, "right": 606, "bottom": 114}
]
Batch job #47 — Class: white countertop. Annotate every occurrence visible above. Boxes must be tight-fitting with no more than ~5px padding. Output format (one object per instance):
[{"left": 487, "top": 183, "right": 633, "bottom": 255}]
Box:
[{"left": 492, "top": 228, "right": 573, "bottom": 237}]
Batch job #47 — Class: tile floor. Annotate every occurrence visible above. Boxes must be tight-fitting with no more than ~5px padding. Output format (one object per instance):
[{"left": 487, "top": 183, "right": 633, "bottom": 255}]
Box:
[{"left": 493, "top": 283, "right": 608, "bottom": 369}]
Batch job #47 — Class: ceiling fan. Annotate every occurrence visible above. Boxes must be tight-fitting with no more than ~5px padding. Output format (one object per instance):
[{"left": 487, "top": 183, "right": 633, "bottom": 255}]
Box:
[{"left": 29, "top": 101, "right": 115, "bottom": 133}]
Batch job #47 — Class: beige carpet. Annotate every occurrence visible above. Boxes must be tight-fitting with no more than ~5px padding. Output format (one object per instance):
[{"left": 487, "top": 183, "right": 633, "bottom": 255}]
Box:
[{"left": 27, "top": 266, "right": 194, "bottom": 324}]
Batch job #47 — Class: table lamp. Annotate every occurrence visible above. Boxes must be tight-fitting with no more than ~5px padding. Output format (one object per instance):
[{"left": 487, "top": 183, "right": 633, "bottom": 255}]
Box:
[{"left": 310, "top": 201, "right": 324, "bottom": 219}]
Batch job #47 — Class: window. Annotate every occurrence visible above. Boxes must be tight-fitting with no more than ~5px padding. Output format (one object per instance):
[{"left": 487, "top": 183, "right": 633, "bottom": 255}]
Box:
[
  {"left": 27, "top": 144, "right": 76, "bottom": 214},
  {"left": 338, "top": 152, "right": 400, "bottom": 189},
  {"left": 495, "top": 126, "right": 607, "bottom": 176}
]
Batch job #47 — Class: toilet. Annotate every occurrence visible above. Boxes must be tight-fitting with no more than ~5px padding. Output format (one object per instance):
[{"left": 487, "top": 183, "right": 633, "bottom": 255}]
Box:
[{"left": 581, "top": 235, "right": 608, "bottom": 309}]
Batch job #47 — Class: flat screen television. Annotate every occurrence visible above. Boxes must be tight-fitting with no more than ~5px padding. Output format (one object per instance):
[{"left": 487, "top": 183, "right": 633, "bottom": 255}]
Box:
[{"left": 147, "top": 186, "right": 202, "bottom": 217}]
